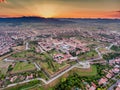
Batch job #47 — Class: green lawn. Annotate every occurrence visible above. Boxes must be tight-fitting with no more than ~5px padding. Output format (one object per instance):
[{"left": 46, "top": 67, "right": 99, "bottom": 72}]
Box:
[
  {"left": 78, "top": 50, "right": 98, "bottom": 60},
  {"left": 73, "top": 65, "right": 97, "bottom": 76},
  {"left": 39, "top": 53, "right": 68, "bottom": 75},
  {"left": 11, "top": 62, "right": 36, "bottom": 74},
  {"left": 111, "top": 45, "right": 120, "bottom": 52},
  {"left": 11, "top": 42, "right": 36, "bottom": 59},
  {"left": 86, "top": 50, "right": 98, "bottom": 57},
  {"left": 4, "top": 80, "right": 41, "bottom": 90},
  {"left": 11, "top": 50, "right": 35, "bottom": 58},
  {"left": 0, "top": 61, "right": 12, "bottom": 75}
]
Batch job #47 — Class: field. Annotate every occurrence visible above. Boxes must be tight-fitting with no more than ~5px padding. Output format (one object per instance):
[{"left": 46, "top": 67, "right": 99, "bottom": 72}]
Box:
[
  {"left": 78, "top": 50, "right": 99, "bottom": 61},
  {"left": 4, "top": 80, "right": 41, "bottom": 90},
  {"left": 0, "top": 61, "right": 12, "bottom": 75},
  {"left": 12, "top": 46, "right": 25, "bottom": 51},
  {"left": 98, "top": 47, "right": 111, "bottom": 54},
  {"left": 11, "top": 50, "right": 35, "bottom": 58},
  {"left": 72, "top": 65, "right": 97, "bottom": 76},
  {"left": 11, "top": 42, "right": 37, "bottom": 59},
  {"left": 38, "top": 53, "right": 68, "bottom": 75},
  {"left": 29, "top": 65, "right": 97, "bottom": 90},
  {"left": 11, "top": 49, "right": 68, "bottom": 75},
  {"left": 11, "top": 62, "right": 36, "bottom": 74},
  {"left": 111, "top": 45, "right": 120, "bottom": 52}
]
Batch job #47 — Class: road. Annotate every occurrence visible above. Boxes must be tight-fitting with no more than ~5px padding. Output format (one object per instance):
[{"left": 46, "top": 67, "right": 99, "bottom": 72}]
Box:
[
  {"left": 108, "top": 79, "right": 120, "bottom": 90},
  {"left": 4, "top": 62, "right": 88, "bottom": 89},
  {"left": 107, "top": 43, "right": 117, "bottom": 50},
  {"left": 34, "top": 62, "right": 41, "bottom": 70},
  {"left": 5, "top": 66, "right": 74, "bottom": 89},
  {"left": 38, "top": 46, "right": 45, "bottom": 53},
  {"left": 3, "top": 46, "right": 104, "bottom": 89},
  {"left": 90, "top": 60, "right": 106, "bottom": 64},
  {"left": 26, "top": 42, "right": 29, "bottom": 50},
  {"left": 86, "top": 47, "right": 102, "bottom": 62},
  {"left": 95, "top": 47, "right": 102, "bottom": 58}
]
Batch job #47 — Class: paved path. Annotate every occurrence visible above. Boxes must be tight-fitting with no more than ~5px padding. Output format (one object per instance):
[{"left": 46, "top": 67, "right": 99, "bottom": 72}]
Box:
[
  {"left": 4, "top": 63, "right": 87, "bottom": 89},
  {"left": 108, "top": 79, "right": 120, "bottom": 90},
  {"left": 86, "top": 47, "right": 102, "bottom": 62},
  {"left": 95, "top": 47, "right": 102, "bottom": 58},
  {"left": 106, "top": 42, "right": 117, "bottom": 50},
  {"left": 3, "top": 46, "right": 104, "bottom": 89},
  {"left": 90, "top": 60, "right": 106, "bottom": 64},
  {"left": 5, "top": 66, "right": 74, "bottom": 89},
  {"left": 34, "top": 62, "right": 41, "bottom": 70},
  {"left": 107, "top": 44, "right": 114, "bottom": 50},
  {"left": 26, "top": 42, "right": 29, "bottom": 50},
  {"left": 38, "top": 46, "right": 45, "bottom": 53}
]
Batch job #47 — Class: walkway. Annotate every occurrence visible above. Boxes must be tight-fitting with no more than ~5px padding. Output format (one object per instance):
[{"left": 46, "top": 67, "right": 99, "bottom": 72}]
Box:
[{"left": 3, "top": 46, "right": 104, "bottom": 89}]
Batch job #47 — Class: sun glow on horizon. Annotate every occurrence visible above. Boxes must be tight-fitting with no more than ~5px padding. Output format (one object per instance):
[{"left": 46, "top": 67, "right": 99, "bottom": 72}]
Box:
[{"left": 38, "top": 4, "right": 57, "bottom": 18}]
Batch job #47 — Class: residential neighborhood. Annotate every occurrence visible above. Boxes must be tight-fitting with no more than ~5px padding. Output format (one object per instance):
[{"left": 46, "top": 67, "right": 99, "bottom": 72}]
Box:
[{"left": 0, "top": 17, "right": 120, "bottom": 90}]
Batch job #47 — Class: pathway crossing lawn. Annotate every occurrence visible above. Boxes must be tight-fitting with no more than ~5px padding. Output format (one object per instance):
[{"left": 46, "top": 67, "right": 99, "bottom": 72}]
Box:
[
  {"left": 73, "top": 65, "right": 97, "bottom": 76},
  {"left": 11, "top": 62, "right": 36, "bottom": 74}
]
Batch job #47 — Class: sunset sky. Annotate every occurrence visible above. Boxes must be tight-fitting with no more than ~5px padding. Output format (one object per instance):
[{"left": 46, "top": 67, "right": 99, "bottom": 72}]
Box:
[{"left": 0, "top": 0, "right": 120, "bottom": 18}]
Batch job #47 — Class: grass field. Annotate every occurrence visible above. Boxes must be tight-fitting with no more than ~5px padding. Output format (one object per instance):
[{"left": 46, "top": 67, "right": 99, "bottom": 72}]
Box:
[
  {"left": 98, "top": 47, "right": 111, "bottom": 54},
  {"left": 12, "top": 46, "right": 25, "bottom": 51},
  {"left": 38, "top": 52, "right": 68, "bottom": 75},
  {"left": 11, "top": 50, "right": 35, "bottom": 58},
  {"left": 4, "top": 80, "right": 41, "bottom": 90},
  {"left": 11, "top": 62, "right": 36, "bottom": 74},
  {"left": 72, "top": 65, "right": 97, "bottom": 76},
  {"left": 78, "top": 50, "right": 99, "bottom": 60},
  {"left": 0, "top": 61, "right": 12, "bottom": 75}
]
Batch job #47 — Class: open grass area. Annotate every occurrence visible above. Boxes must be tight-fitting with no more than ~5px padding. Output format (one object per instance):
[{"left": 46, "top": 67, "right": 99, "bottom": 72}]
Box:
[
  {"left": 11, "top": 62, "right": 36, "bottom": 74},
  {"left": 78, "top": 50, "right": 99, "bottom": 60},
  {"left": 12, "top": 46, "right": 25, "bottom": 51},
  {"left": 11, "top": 42, "right": 36, "bottom": 59},
  {"left": 0, "top": 61, "right": 12, "bottom": 75},
  {"left": 11, "top": 50, "right": 45, "bottom": 61},
  {"left": 98, "top": 47, "right": 111, "bottom": 54},
  {"left": 38, "top": 52, "right": 68, "bottom": 75},
  {"left": 4, "top": 80, "right": 41, "bottom": 90},
  {"left": 72, "top": 65, "right": 97, "bottom": 76},
  {"left": 48, "top": 49, "right": 64, "bottom": 55},
  {"left": 11, "top": 50, "right": 35, "bottom": 58},
  {"left": 111, "top": 45, "right": 120, "bottom": 52}
]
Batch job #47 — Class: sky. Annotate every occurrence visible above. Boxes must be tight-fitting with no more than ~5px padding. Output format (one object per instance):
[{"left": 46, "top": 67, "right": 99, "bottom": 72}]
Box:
[{"left": 0, "top": 0, "right": 120, "bottom": 18}]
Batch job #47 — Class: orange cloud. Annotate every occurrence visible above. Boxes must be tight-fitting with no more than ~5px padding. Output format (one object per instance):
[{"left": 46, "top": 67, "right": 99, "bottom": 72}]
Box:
[
  {"left": 0, "top": 0, "right": 7, "bottom": 3},
  {"left": 54, "top": 11, "right": 115, "bottom": 18},
  {"left": 109, "top": 10, "right": 120, "bottom": 18}
]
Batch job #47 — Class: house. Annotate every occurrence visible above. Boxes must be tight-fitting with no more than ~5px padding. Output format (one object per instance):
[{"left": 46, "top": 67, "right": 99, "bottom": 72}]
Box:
[
  {"left": 10, "top": 76, "right": 17, "bottom": 82},
  {"left": 98, "top": 77, "right": 108, "bottom": 85},
  {"left": 89, "top": 86, "right": 96, "bottom": 90},
  {"left": 0, "top": 80, "right": 4, "bottom": 87},
  {"left": 117, "top": 82, "right": 120, "bottom": 88},
  {"left": 53, "top": 53, "right": 72, "bottom": 64},
  {"left": 112, "top": 68, "right": 119, "bottom": 73},
  {"left": 26, "top": 74, "right": 33, "bottom": 80},
  {"left": 106, "top": 72, "right": 113, "bottom": 79},
  {"left": 116, "top": 83, "right": 120, "bottom": 90}
]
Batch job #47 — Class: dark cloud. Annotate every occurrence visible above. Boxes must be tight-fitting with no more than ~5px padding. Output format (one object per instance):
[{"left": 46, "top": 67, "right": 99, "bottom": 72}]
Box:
[
  {"left": 116, "top": 11, "right": 120, "bottom": 13},
  {"left": 109, "top": 10, "right": 120, "bottom": 18}
]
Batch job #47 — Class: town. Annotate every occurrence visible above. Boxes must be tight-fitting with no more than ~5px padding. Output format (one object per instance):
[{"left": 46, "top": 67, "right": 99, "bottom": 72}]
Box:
[{"left": 0, "top": 18, "right": 120, "bottom": 90}]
